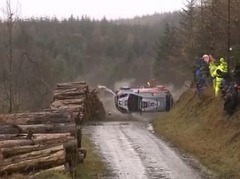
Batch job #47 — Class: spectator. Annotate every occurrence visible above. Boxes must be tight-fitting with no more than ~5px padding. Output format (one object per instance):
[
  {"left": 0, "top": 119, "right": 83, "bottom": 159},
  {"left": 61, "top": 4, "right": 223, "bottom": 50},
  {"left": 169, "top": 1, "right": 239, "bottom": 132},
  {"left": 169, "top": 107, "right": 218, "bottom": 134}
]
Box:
[
  {"left": 212, "top": 57, "right": 228, "bottom": 97},
  {"left": 193, "top": 55, "right": 209, "bottom": 96},
  {"left": 208, "top": 55, "right": 217, "bottom": 91}
]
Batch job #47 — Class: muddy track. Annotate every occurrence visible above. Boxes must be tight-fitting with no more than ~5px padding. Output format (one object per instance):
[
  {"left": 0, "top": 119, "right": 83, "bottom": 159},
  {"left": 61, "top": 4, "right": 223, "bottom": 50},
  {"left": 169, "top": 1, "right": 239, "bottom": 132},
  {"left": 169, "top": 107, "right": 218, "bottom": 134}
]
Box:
[
  {"left": 83, "top": 89, "right": 209, "bottom": 179},
  {"left": 84, "top": 120, "right": 206, "bottom": 179}
]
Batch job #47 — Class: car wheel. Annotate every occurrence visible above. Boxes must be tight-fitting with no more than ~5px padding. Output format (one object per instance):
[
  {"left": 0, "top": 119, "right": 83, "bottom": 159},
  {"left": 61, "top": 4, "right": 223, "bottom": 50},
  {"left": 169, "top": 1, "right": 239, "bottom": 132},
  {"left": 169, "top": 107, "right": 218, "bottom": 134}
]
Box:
[{"left": 165, "top": 95, "right": 171, "bottom": 112}]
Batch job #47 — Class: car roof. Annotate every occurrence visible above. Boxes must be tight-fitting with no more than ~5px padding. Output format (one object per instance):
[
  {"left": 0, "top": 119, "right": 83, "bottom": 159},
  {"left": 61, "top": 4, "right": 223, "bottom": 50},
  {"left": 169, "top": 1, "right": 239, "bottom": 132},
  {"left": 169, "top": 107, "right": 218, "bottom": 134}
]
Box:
[{"left": 131, "top": 87, "right": 168, "bottom": 93}]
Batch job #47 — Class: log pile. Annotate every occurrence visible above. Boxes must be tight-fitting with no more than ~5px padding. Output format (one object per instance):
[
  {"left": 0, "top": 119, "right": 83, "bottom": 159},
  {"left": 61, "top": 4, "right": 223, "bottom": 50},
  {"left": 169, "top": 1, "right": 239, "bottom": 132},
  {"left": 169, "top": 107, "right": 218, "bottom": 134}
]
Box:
[
  {"left": 0, "top": 81, "right": 105, "bottom": 177},
  {"left": 49, "top": 81, "right": 105, "bottom": 121}
]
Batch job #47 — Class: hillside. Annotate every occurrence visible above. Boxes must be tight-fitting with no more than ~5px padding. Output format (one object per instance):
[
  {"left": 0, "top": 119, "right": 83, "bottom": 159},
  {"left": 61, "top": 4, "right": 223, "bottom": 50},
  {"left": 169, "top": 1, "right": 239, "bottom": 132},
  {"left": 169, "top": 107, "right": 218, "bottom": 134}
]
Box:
[
  {"left": 152, "top": 88, "right": 240, "bottom": 179},
  {"left": 115, "top": 12, "right": 181, "bottom": 26},
  {"left": 0, "top": 10, "right": 190, "bottom": 113}
]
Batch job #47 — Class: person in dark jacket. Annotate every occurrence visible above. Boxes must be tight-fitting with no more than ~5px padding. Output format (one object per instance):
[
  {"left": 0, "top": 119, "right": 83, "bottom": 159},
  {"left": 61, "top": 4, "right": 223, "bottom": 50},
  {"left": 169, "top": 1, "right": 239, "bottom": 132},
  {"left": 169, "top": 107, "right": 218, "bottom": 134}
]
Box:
[
  {"left": 193, "top": 55, "right": 209, "bottom": 96},
  {"left": 233, "top": 62, "right": 240, "bottom": 85}
]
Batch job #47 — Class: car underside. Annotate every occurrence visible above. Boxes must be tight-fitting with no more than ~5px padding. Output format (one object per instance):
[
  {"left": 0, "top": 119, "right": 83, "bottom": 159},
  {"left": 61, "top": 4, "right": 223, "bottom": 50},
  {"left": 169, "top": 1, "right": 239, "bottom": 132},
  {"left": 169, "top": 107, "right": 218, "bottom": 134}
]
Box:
[{"left": 114, "top": 85, "right": 173, "bottom": 114}]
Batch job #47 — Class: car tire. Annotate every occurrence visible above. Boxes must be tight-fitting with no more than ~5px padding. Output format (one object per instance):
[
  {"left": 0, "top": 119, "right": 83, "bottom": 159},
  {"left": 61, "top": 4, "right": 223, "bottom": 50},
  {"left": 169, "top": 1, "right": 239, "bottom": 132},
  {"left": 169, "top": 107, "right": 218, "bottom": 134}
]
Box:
[
  {"left": 165, "top": 95, "right": 171, "bottom": 112},
  {"left": 114, "top": 96, "right": 118, "bottom": 109}
]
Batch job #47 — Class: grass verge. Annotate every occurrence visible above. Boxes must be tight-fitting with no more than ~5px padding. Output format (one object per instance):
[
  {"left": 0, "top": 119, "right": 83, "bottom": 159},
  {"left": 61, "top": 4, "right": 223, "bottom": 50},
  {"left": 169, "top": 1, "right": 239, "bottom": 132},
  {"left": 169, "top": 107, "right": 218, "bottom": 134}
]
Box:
[
  {"left": 76, "top": 134, "right": 108, "bottom": 178},
  {"left": 152, "top": 88, "right": 240, "bottom": 179}
]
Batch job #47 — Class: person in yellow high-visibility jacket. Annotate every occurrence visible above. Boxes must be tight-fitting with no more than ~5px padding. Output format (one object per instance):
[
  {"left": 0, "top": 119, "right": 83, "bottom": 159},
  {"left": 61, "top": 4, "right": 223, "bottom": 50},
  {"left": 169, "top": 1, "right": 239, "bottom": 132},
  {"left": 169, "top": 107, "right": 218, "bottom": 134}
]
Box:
[
  {"left": 208, "top": 55, "right": 217, "bottom": 91},
  {"left": 212, "top": 58, "right": 228, "bottom": 97}
]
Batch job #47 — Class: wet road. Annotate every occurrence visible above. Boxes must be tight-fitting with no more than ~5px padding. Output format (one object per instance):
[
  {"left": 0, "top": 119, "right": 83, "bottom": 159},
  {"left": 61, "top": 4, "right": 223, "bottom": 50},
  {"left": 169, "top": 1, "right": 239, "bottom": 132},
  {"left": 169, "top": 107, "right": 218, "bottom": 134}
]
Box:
[{"left": 85, "top": 121, "right": 203, "bottom": 179}]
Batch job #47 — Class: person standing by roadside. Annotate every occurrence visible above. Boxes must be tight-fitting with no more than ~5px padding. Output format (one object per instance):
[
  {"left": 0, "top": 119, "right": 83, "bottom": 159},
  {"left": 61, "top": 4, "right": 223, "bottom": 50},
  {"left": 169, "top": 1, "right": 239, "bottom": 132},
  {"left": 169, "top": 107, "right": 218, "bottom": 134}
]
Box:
[
  {"left": 208, "top": 55, "right": 217, "bottom": 92},
  {"left": 193, "top": 55, "right": 209, "bottom": 96},
  {"left": 212, "top": 57, "right": 228, "bottom": 97}
]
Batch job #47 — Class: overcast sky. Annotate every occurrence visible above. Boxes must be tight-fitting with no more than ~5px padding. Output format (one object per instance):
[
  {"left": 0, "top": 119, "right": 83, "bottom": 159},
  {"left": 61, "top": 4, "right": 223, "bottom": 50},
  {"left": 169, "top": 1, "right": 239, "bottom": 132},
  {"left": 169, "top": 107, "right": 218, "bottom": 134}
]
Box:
[{"left": 0, "top": 0, "right": 184, "bottom": 20}]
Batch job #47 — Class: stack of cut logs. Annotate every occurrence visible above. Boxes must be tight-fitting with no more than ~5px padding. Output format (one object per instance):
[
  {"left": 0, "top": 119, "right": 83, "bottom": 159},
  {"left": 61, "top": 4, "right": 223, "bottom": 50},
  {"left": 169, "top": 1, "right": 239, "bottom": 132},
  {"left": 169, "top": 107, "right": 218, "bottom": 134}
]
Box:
[
  {"left": 50, "top": 81, "right": 105, "bottom": 121},
  {"left": 0, "top": 81, "right": 105, "bottom": 178}
]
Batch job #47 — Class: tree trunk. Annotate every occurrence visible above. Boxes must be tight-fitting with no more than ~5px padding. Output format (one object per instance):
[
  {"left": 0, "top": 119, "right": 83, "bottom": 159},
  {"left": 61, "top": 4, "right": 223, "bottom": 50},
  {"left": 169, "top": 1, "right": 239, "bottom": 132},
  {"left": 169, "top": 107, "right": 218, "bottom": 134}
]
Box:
[
  {"left": 0, "top": 111, "right": 71, "bottom": 124},
  {"left": 53, "top": 82, "right": 87, "bottom": 100},
  {"left": 53, "top": 92, "right": 85, "bottom": 101},
  {"left": 56, "top": 82, "right": 86, "bottom": 89},
  {"left": 51, "top": 99, "right": 84, "bottom": 107},
  {"left": 1, "top": 134, "right": 72, "bottom": 158},
  {"left": 1, "top": 144, "right": 46, "bottom": 158},
  {"left": 0, "top": 135, "right": 74, "bottom": 148},
  {"left": 0, "top": 150, "right": 65, "bottom": 175},
  {"left": 1, "top": 145, "right": 64, "bottom": 167},
  {"left": 0, "top": 123, "right": 75, "bottom": 134},
  {"left": 49, "top": 105, "right": 83, "bottom": 113}
]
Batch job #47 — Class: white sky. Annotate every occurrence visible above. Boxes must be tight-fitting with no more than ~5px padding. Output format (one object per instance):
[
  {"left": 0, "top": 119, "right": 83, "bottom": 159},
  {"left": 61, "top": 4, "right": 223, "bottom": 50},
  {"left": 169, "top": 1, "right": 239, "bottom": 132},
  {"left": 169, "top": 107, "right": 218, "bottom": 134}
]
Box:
[{"left": 0, "top": 0, "right": 184, "bottom": 20}]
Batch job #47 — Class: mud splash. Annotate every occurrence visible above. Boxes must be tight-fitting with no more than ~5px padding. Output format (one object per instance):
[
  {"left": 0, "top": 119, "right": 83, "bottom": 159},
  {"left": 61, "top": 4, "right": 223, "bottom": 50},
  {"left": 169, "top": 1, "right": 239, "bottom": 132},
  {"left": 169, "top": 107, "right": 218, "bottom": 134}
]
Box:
[{"left": 98, "top": 85, "right": 116, "bottom": 96}]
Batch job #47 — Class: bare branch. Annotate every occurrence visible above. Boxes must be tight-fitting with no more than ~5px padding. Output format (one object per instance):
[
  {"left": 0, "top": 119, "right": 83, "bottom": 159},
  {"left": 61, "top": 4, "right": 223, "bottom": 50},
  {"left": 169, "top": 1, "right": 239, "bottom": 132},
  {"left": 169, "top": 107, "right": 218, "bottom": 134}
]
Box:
[{"left": 23, "top": 51, "right": 52, "bottom": 92}]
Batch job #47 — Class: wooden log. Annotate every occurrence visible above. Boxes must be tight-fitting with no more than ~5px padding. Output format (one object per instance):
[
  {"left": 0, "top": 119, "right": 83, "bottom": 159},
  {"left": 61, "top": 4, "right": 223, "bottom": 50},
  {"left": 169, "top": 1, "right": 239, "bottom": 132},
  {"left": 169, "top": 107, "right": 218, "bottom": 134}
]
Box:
[
  {"left": 57, "top": 81, "right": 86, "bottom": 85},
  {"left": 26, "top": 112, "right": 71, "bottom": 124},
  {"left": 0, "top": 140, "right": 35, "bottom": 148},
  {"left": 54, "top": 87, "right": 86, "bottom": 94},
  {"left": 0, "top": 123, "right": 75, "bottom": 134},
  {"left": 54, "top": 87, "right": 83, "bottom": 94},
  {"left": 51, "top": 99, "right": 84, "bottom": 108},
  {"left": 0, "top": 134, "right": 34, "bottom": 140},
  {"left": 1, "top": 145, "right": 64, "bottom": 166},
  {"left": 0, "top": 111, "right": 71, "bottom": 124},
  {"left": 1, "top": 145, "right": 45, "bottom": 158},
  {"left": 56, "top": 81, "right": 86, "bottom": 88},
  {"left": 49, "top": 105, "right": 83, "bottom": 113},
  {"left": 53, "top": 92, "right": 85, "bottom": 101},
  {"left": 1, "top": 133, "right": 72, "bottom": 158},
  {"left": 53, "top": 90, "right": 85, "bottom": 97},
  {"left": 0, "top": 150, "right": 65, "bottom": 175},
  {"left": 0, "top": 138, "right": 79, "bottom": 175},
  {"left": 0, "top": 125, "right": 20, "bottom": 134},
  {"left": 0, "top": 135, "right": 74, "bottom": 148},
  {"left": 52, "top": 95, "right": 85, "bottom": 100}
]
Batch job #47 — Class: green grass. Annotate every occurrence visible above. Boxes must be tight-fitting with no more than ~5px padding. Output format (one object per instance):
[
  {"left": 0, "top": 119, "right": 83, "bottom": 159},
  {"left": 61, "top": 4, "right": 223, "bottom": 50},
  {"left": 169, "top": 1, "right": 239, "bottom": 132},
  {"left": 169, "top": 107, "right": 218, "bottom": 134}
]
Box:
[
  {"left": 76, "top": 135, "right": 108, "bottom": 178},
  {"left": 34, "top": 171, "right": 70, "bottom": 179},
  {"left": 152, "top": 88, "right": 240, "bottom": 179}
]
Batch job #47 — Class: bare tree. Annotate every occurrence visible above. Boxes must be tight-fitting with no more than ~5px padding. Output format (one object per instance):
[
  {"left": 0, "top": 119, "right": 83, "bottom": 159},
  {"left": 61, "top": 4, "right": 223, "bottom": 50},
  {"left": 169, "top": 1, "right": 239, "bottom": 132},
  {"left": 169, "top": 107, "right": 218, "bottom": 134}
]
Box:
[{"left": 1, "top": 0, "right": 20, "bottom": 113}]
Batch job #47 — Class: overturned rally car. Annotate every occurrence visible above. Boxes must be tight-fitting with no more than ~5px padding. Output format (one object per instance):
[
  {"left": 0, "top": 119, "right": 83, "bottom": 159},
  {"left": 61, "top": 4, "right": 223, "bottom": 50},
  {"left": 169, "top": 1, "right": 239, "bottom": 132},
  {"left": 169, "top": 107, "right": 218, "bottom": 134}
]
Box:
[{"left": 114, "top": 85, "right": 173, "bottom": 114}]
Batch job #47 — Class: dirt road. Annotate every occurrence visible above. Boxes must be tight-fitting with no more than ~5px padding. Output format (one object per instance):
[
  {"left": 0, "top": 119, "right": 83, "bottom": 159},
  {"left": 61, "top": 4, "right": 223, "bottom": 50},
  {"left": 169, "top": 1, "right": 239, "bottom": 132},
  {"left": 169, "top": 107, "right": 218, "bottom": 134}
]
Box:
[
  {"left": 85, "top": 120, "right": 206, "bottom": 179},
  {"left": 84, "top": 89, "right": 207, "bottom": 179}
]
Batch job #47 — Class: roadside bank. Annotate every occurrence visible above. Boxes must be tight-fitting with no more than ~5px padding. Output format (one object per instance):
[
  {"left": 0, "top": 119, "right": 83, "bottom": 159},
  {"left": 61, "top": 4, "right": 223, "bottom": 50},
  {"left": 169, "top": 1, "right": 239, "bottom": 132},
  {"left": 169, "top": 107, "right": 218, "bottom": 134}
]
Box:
[{"left": 152, "top": 88, "right": 240, "bottom": 179}]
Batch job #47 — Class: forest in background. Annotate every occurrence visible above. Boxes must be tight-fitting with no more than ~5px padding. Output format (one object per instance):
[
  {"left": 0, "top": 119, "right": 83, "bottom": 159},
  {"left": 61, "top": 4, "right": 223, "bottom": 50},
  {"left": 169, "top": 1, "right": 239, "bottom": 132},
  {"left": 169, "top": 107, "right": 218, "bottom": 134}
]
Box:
[{"left": 0, "top": 0, "right": 240, "bottom": 113}]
